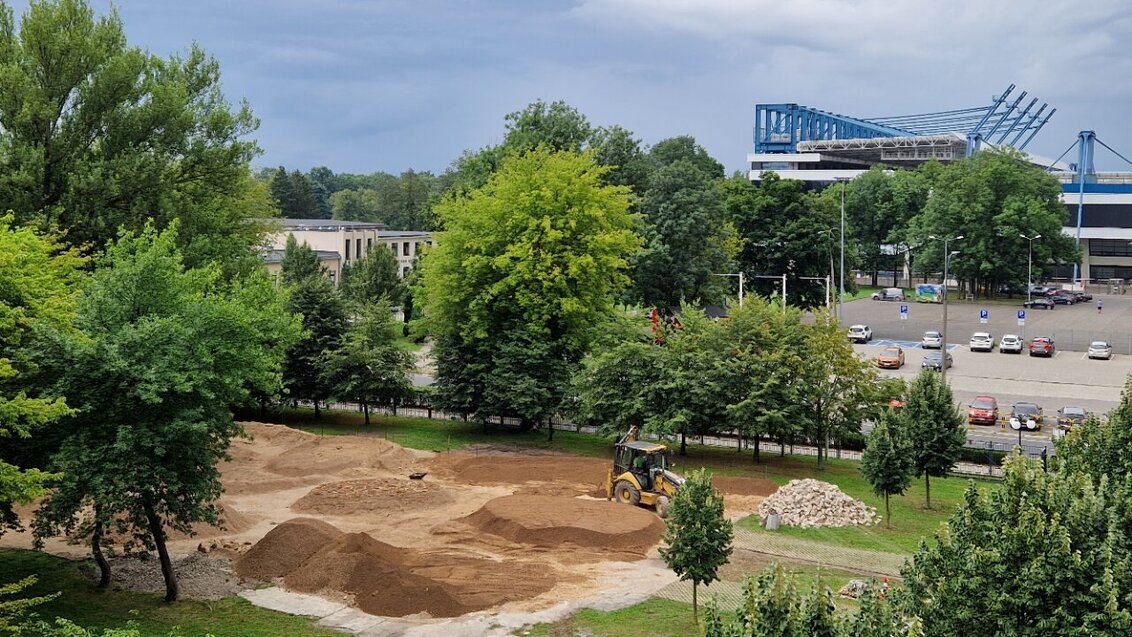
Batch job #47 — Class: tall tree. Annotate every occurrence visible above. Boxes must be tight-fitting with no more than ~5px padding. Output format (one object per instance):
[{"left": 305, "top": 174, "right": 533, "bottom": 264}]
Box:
[
  {"left": 501, "top": 99, "right": 593, "bottom": 154},
  {"left": 0, "top": 216, "right": 85, "bottom": 535},
  {"left": 659, "top": 469, "right": 733, "bottom": 624},
  {"left": 279, "top": 234, "right": 323, "bottom": 286},
  {"left": 0, "top": 0, "right": 263, "bottom": 268},
  {"left": 421, "top": 147, "right": 641, "bottom": 428},
  {"left": 340, "top": 241, "right": 404, "bottom": 304},
  {"left": 590, "top": 125, "right": 648, "bottom": 192},
  {"left": 323, "top": 300, "right": 414, "bottom": 425},
  {"left": 860, "top": 413, "right": 913, "bottom": 528},
  {"left": 32, "top": 224, "right": 300, "bottom": 601},
  {"left": 901, "top": 369, "right": 965, "bottom": 508},
  {"left": 329, "top": 188, "right": 383, "bottom": 222},
  {"left": 281, "top": 274, "right": 347, "bottom": 419}
]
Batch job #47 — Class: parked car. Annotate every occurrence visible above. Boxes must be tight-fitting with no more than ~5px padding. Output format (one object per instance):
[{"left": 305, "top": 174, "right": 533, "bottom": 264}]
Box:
[
  {"left": 1029, "top": 336, "right": 1056, "bottom": 357},
  {"left": 871, "top": 287, "right": 906, "bottom": 301},
  {"left": 968, "top": 395, "right": 999, "bottom": 426},
  {"left": 875, "top": 346, "right": 905, "bottom": 369},
  {"left": 1071, "top": 290, "right": 1093, "bottom": 303},
  {"left": 969, "top": 332, "right": 994, "bottom": 352},
  {"left": 921, "top": 330, "right": 943, "bottom": 349},
  {"left": 1000, "top": 334, "right": 1024, "bottom": 354},
  {"left": 847, "top": 324, "right": 873, "bottom": 343},
  {"left": 1056, "top": 406, "right": 1088, "bottom": 431},
  {"left": 1088, "top": 341, "right": 1113, "bottom": 360},
  {"left": 1010, "top": 402, "right": 1043, "bottom": 430},
  {"left": 1028, "top": 284, "right": 1051, "bottom": 295},
  {"left": 1023, "top": 297, "right": 1055, "bottom": 310},
  {"left": 922, "top": 351, "right": 953, "bottom": 370},
  {"left": 1046, "top": 290, "right": 1076, "bottom": 305}
]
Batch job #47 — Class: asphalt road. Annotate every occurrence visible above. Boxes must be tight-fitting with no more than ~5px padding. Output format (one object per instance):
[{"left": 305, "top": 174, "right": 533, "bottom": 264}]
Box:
[{"left": 844, "top": 289, "right": 1132, "bottom": 446}]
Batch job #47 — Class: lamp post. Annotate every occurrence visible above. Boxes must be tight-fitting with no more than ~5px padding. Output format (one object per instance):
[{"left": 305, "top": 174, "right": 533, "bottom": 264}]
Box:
[
  {"left": 837, "top": 178, "right": 849, "bottom": 324},
  {"left": 931, "top": 234, "right": 963, "bottom": 384},
  {"left": 712, "top": 272, "right": 745, "bottom": 307},
  {"left": 1020, "top": 233, "right": 1042, "bottom": 302}
]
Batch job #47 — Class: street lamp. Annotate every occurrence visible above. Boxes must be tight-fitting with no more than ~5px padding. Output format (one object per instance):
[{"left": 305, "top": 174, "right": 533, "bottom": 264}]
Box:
[
  {"left": 929, "top": 234, "right": 963, "bottom": 384},
  {"left": 836, "top": 178, "right": 849, "bottom": 324},
  {"left": 1020, "top": 233, "right": 1042, "bottom": 302},
  {"left": 712, "top": 272, "right": 745, "bottom": 307}
]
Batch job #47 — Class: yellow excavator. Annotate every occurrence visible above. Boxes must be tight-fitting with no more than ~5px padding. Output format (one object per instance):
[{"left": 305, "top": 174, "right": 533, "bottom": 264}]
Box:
[{"left": 605, "top": 427, "right": 684, "bottom": 518}]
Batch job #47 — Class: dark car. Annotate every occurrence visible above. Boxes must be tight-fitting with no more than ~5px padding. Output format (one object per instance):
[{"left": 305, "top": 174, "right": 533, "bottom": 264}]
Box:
[
  {"left": 1071, "top": 291, "right": 1093, "bottom": 303},
  {"left": 1010, "top": 402, "right": 1043, "bottom": 430},
  {"left": 1057, "top": 406, "right": 1088, "bottom": 430},
  {"left": 922, "top": 351, "right": 953, "bottom": 370},
  {"left": 1029, "top": 337, "right": 1055, "bottom": 357},
  {"left": 1023, "top": 298, "right": 1055, "bottom": 310},
  {"left": 1046, "top": 290, "right": 1075, "bottom": 305}
]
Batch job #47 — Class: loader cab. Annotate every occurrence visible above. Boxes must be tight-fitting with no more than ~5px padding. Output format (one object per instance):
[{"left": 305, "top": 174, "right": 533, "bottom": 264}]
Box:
[{"left": 614, "top": 441, "right": 668, "bottom": 490}]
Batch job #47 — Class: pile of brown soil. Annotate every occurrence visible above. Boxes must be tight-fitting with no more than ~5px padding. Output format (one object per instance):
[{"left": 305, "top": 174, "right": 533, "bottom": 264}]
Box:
[
  {"left": 290, "top": 478, "right": 452, "bottom": 515},
  {"left": 264, "top": 437, "right": 418, "bottom": 478},
  {"left": 713, "top": 476, "right": 779, "bottom": 497},
  {"left": 235, "top": 518, "right": 343, "bottom": 581},
  {"left": 429, "top": 454, "right": 608, "bottom": 492},
  {"left": 464, "top": 495, "right": 663, "bottom": 556},
  {"left": 168, "top": 501, "right": 258, "bottom": 540}
]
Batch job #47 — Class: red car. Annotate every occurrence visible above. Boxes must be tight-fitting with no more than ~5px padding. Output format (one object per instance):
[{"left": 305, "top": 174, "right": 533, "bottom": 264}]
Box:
[
  {"left": 1029, "top": 337, "right": 1056, "bottom": 357},
  {"left": 968, "top": 395, "right": 999, "bottom": 426}
]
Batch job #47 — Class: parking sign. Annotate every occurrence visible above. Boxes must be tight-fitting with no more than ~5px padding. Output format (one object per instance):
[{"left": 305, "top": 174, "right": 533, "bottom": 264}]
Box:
[
  {"left": 899, "top": 304, "right": 908, "bottom": 320},
  {"left": 979, "top": 309, "right": 988, "bottom": 324},
  {"left": 1017, "top": 309, "right": 1025, "bottom": 326}
]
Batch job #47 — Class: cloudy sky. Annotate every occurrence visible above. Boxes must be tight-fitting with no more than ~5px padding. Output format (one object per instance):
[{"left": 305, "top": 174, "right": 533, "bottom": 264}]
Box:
[{"left": 83, "top": 0, "right": 1132, "bottom": 175}]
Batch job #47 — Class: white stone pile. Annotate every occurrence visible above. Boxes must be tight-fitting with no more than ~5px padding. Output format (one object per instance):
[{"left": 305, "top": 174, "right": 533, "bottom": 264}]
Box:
[{"left": 758, "top": 479, "right": 879, "bottom": 528}]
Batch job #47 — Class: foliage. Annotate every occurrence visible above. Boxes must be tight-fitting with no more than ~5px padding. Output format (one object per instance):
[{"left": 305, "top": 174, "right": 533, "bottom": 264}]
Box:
[
  {"left": 0, "top": 0, "right": 263, "bottom": 270},
  {"left": 860, "top": 414, "right": 912, "bottom": 528},
  {"left": 1054, "top": 377, "right": 1132, "bottom": 480},
  {"left": 279, "top": 235, "right": 323, "bottom": 286},
  {"left": 281, "top": 274, "right": 347, "bottom": 414},
  {"left": 269, "top": 168, "right": 321, "bottom": 219},
  {"left": 502, "top": 99, "right": 593, "bottom": 154},
  {"left": 32, "top": 224, "right": 300, "bottom": 601},
  {"left": 660, "top": 469, "right": 733, "bottom": 623},
  {"left": 340, "top": 243, "right": 404, "bottom": 305},
  {"left": 329, "top": 187, "right": 382, "bottom": 222},
  {"left": 421, "top": 147, "right": 641, "bottom": 427},
  {"left": 323, "top": 300, "right": 415, "bottom": 425},
  {"left": 900, "top": 369, "right": 965, "bottom": 508},
  {"left": 0, "top": 216, "right": 85, "bottom": 535},
  {"left": 569, "top": 336, "right": 665, "bottom": 437}
]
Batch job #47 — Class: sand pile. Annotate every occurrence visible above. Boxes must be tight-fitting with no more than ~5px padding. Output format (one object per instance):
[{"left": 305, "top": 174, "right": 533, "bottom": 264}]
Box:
[
  {"left": 168, "top": 501, "right": 258, "bottom": 540},
  {"left": 464, "top": 495, "right": 663, "bottom": 556},
  {"left": 236, "top": 518, "right": 555, "bottom": 618},
  {"left": 758, "top": 479, "right": 879, "bottom": 528},
  {"left": 290, "top": 478, "right": 452, "bottom": 515},
  {"left": 429, "top": 454, "right": 608, "bottom": 492},
  {"left": 264, "top": 437, "right": 418, "bottom": 477}
]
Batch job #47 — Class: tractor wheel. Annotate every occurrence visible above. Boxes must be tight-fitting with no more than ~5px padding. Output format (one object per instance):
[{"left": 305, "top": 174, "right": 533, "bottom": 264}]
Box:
[
  {"left": 656, "top": 495, "right": 671, "bottom": 519},
  {"left": 613, "top": 480, "right": 641, "bottom": 505}
]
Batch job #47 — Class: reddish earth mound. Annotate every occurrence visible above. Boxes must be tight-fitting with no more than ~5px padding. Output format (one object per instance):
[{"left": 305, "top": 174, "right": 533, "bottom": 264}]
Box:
[
  {"left": 430, "top": 454, "right": 608, "bottom": 492},
  {"left": 235, "top": 518, "right": 343, "bottom": 581},
  {"left": 264, "top": 438, "right": 418, "bottom": 478},
  {"left": 290, "top": 478, "right": 452, "bottom": 515},
  {"left": 464, "top": 495, "right": 663, "bottom": 556},
  {"left": 713, "top": 476, "right": 779, "bottom": 497}
]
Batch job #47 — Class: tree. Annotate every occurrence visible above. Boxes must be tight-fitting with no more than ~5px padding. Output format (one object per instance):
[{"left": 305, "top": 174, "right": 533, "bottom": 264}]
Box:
[
  {"left": 0, "top": 0, "right": 263, "bottom": 269},
  {"left": 329, "top": 188, "right": 383, "bottom": 222},
  {"left": 570, "top": 338, "right": 666, "bottom": 437},
  {"left": 0, "top": 216, "right": 85, "bottom": 535},
  {"left": 340, "top": 242, "right": 404, "bottom": 304},
  {"left": 860, "top": 413, "right": 913, "bottom": 528},
  {"left": 282, "top": 274, "right": 347, "bottom": 419},
  {"left": 659, "top": 469, "right": 733, "bottom": 624},
  {"left": 502, "top": 99, "right": 593, "bottom": 154},
  {"left": 420, "top": 147, "right": 641, "bottom": 428},
  {"left": 901, "top": 369, "right": 965, "bottom": 508},
  {"left": 269, "top": 168, "right": 321, "bottom": 219},
  {"left": 32, "top": 224, "right": 300, "bottom": 601},
  {"left": 590, "top": 125, "right": 649, "bottom": 192},
  {"left": 323, "top": 300, "right": 414, "bottom": 424},
  {"left": 279, "top": 234, "right": 323, "bottom": 285}
]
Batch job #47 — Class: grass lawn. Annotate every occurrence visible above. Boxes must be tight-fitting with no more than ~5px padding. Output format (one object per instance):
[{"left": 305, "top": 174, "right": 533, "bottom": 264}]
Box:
[
  {"left": 521, "top": 598, "right": 702, "bottom": 637},
  {"left": 0, "top": 548, "right": 344, "bottom": 637}
]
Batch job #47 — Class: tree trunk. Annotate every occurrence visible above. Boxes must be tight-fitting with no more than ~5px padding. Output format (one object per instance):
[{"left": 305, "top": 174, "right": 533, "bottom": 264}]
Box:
[
  {"left": 547, "top": 417, "right": 555, "bottom": 442},
  {"left": 885, "top": 493, "right": 891, "bottom": 528},
  {"left": 91, "top": 510, "right": 111, "bottom": 589},
  {"left": 693, "top": 581, "right": 699, "bottom": 624},
  {"left": 925, "top": 474, "right": 932, "bottom": 510},
  {"left": 259, "top": 397, "right": 267, "bottom": 420},
  {"left": 314, "top": 400, "right": 321, "bottom": 420},
  {"left": 752, "top": 436, "right": 760, "bottom": 463},
  {"left": 680, "top": 432, "right": 687, "bottom": 456},
  {"left": 363, "top": 402, "right": 370, "bottom": 426},
  {"left": 142, "top": 499, "right": 179, "bottom": 602}
]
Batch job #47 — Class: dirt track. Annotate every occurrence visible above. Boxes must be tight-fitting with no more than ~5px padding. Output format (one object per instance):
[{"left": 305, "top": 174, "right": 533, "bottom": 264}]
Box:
[{"left": 4, "top": 422, "right": 777, "bottom": 623}]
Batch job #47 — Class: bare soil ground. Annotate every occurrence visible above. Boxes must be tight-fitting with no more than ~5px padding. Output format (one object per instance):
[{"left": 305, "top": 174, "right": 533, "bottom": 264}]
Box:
[{"left": 2, "top": 422, "right": 775, "bottom": 623}]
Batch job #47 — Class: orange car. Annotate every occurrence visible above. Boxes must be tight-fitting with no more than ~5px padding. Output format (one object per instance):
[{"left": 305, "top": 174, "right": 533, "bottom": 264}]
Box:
[{"left": 875, "top": 346, "right": 905, "bottom": 369}]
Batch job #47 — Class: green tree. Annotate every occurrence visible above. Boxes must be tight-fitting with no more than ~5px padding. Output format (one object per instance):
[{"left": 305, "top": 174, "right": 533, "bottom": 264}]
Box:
[
  {"left": 0, "top": 0, "right": 263, "bottom": 269},
  {"left": 0, "top": 216, "right": 85, "bottom": 535},
  {"left": 323, "top": 300, "right": 414, "bottom": 424},
  {"left": 270, "top": 168, "right": 321, "bottom": 219},
  {"left": 860, "top": 414, "right": 913, "bottom": 528},
  {"left": 649, "top": 307, "right": 728, "bottom": 455},
  {"left": 329, "top": 188, "right": 383, "bottom": 222},
  {"left": 340, "top": 242, "right": 404, "bottom": 304},
  {"left": 703, "top": 564, "right": 850, "bottom": 637},
  {"left": 421, "top": 147, "right": 641, "bottom": 429},
  {"left": 590, "top": 124, "right": 648, "bottom": 191},
  {"left": 570, "top": 338, "right": 666, "bottom": 437},
  {"left": 502, "top": 99, "right": 593, "bottom": 154},
  {"left": 282, "top": 274, "right": 347, "bottom": 419},
  {"left": 659, "top": 469, "right": 733, "bottom": 624},
  {"left": 279, "top": 234, "right": 323, "bottom": 286},
  {"left": 901, "top": 369, "right": 965, "bottom": 508},
  {"left": 32, "top": 224, "right": 300, "bottom": 601},
  {"left": 1054, "top": 378, "right": 1132, "bottom": 480}
]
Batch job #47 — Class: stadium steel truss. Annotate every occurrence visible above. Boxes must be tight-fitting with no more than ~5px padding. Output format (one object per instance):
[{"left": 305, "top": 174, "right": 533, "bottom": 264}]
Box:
[{"left": 754, "top": 84, "right": 1054, "bottom": 155}]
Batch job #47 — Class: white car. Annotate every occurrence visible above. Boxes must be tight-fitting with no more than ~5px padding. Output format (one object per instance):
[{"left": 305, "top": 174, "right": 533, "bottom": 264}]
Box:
[
  {"left": 970, "top": 332, "right": 994, "bottom": 352},
  {"left": 847, "top": 324, "right": 873, "bottom": 343},
  {"left": 921, "top": 331, "right": 943, "bottom": 349},
  {"left": 1088, "top": 341, "right": 1113, "bottom": 360},
  {"left": 1000, "top": 334, "right": 1023, "bottom": 354}
]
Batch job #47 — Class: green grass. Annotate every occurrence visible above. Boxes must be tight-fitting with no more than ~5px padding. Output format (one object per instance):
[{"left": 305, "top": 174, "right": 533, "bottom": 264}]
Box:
[
  {"left": 521, "top": 598, "right": 702, "bottom": 637},
  {"left": 0, "top": 548, "right": 344, "bottom": 636}
]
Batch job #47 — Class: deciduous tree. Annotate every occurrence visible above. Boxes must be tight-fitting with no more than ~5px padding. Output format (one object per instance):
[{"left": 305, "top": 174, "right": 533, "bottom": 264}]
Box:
[
  {"left": 660, "top": 469, "right": 733, "bottom": 624},
  {"left": 323, "top": 300, "right": 414, "bottom": 424},
  {"left": 340, "top": 240, "right": 405, "bottom": 304},
  {"left": 282, "top": 274, "right": 347, "bottom": 419},
  {"left": 279, "top": 234, "right": 323, "bottom": 286}
]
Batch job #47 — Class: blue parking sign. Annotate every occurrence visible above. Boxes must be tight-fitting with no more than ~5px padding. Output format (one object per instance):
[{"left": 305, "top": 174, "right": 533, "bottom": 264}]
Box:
[
  {"left": 899, "top": 304, "right": 908, "bottom": 320},
  {"left": 1017, "top": 310, "right": 1025, "bottom": 320},
  {"left": 979, "top": 309, "right": 989, "bottom": 324}
]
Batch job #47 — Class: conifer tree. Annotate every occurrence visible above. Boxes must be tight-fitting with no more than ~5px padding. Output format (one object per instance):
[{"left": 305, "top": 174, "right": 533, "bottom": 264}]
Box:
[{"left": 861, "top": 413, "right": 913, "bottom": 528}]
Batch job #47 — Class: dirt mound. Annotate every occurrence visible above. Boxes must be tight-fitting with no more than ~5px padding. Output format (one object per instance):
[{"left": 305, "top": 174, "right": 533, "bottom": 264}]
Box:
[
  {"left": 290, "top": 478, "right": 452, "bottom": 515},
  {"left": 713, "top": 476, "right": 778, "bottom": 497},
  {"left": 169, "top": 502, "right": 258, "bottom": 540},
  {"left": 264, "top": 437, "right": 418, "bottom": 478},
  {"left": 235, "top": 518, "right": 343, "bottom": 581},
  {"left": 429, "top": 454, "right": 608, "bottom": 493},
  {"left": 240, "top": 421, "right": 319, "bottom": 446},
  {"left": 464, "top": 495, "right": 663, "bottom": 556}
]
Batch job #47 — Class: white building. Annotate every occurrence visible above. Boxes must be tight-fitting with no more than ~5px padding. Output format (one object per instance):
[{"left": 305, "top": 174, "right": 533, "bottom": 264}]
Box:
[{"left": 263, "top": 219, "right": 434, "bottom": 285}]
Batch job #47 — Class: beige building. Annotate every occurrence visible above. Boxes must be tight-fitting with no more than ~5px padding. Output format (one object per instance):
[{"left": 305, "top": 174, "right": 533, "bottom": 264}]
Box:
[{"left": 263, "top": 219, "right": 433, "bottom": 285}]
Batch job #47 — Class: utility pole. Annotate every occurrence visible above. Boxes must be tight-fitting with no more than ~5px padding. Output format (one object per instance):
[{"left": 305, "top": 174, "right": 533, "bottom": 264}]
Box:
[
  {"left": 837, "top": 178, "right": 849, "bottom": 324},
  {"left": 937, "top": 235, "right": 963, "bottom": 384},
  {"left": 1021, "top": 233, "right": 1041, "bottom": 302}
]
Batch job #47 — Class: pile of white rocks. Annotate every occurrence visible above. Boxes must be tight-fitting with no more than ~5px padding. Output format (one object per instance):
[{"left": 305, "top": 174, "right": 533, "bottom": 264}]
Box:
[{"left": 758, "top": 479, "right": 879, "bottom": 528}]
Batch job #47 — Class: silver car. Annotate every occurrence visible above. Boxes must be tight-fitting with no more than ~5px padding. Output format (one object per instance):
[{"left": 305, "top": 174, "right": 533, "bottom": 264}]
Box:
[
  {"left": 970, "top": 332, "right": 994, "bottom": 352},
  {"left": 1088, "top": 341, "right": 1113, "bottom": 360},
  {"left": 1000, "top": 334, "right": 1023, "bottom": 354},
  {"left": 922, "top": 331, "right": 943, "bottom": 349}
]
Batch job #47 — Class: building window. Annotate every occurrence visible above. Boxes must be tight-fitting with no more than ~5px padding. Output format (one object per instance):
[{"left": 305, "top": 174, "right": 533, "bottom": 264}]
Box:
[
  {"left": 1091, "top": 265, "right": 1132, "bottom": 281},
  {"left": 391, "top": 243, "right": 399, "bottom": 256},
  {"left": 1089, "top": 239, "right": 1132, "bottom": 257},
  {"left": 328, "top": 270, "right": 336, "bottom": 284},
  {"left": 345, "top": 241, "right": 351, "bottom": 261},
  {"left": 402, "top": 266, "right": 410, "bottom": 277},
  {"left": 356, "top": 238, "right": 362, "bottom": 259},
  {"left": 415, "top": 242, "right": 421, "bottom": 254},
  {"left": 403, "top": 241, "right": 410, "bottom": 256},
  {"left": 367, "top": 238, "right": 373, "bottom": 250}
]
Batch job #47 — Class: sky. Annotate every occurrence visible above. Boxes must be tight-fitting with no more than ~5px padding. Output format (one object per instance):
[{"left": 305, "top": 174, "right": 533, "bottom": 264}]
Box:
[{"left": 79, "top": 0, "right": 1132, "bottom": 176}]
